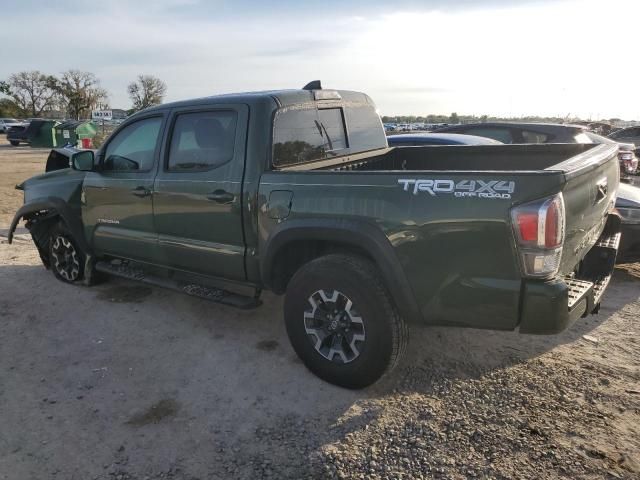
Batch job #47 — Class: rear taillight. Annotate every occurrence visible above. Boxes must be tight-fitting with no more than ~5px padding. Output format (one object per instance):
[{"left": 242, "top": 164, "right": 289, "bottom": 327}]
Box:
[
  {"left": 511, "top": 193, "right": 565, "bottom": 278},
  {"left": 619, "top": 152, "right": 638, "bottom": 174}
]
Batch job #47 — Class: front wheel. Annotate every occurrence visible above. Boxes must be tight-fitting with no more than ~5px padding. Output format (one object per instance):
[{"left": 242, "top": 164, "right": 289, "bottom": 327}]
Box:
[
  {"left": 284, "top": 254, "right": 407, "bottom": 389},
  {"left": 9, "top": 140, "right": 20, "bottom": 146},
  {"left": 49, "top": 222, "right": 85, "bottom": 283}
]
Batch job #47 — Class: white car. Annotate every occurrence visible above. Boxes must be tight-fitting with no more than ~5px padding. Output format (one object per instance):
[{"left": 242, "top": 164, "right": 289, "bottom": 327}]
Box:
[{"left": 0, "top": 118, "right": 23, "bottom": 133}]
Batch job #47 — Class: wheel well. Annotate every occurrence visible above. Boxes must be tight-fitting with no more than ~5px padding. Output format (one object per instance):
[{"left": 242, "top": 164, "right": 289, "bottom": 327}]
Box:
[
  {"left": 23, "top": 210, "right": 61, "bottom": 268},
  {"left": 269, "top": 239, "right": 375, "bottom": 294}
]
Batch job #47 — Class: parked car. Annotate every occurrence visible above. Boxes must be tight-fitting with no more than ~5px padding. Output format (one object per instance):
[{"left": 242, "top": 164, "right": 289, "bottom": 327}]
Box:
[
  {"left": 6, "top": 123, "right": 29, "bottom": 146},
  {"left": 387, "top": 132, "right": 503, "bottom": 146},
  {"left": 0, "top": 118, "right": 23, "bottom": 133},
  {"left": 585, "top": 132, "right": 637, "bottom": 176},
  {"left": 434, "top": 122, "right": 636, "bottom": 178},
  {"left": 608, "top": 126, "right": 640, "bottom": 148},
  {"left": 434, "top": 121, "right": 589, "bottom": 143},
  {"left": 617, "top": 183, "right": 640, "bottom": 263},
  {"left": 8, "top": 83, "right": 621, "bottom": 388}
]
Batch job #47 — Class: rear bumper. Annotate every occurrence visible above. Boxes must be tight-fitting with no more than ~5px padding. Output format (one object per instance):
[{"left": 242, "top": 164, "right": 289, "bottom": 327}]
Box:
[
  {"left": 519, "top": 220, "right": 621, "bottom": 334},
  {"left": 618, "top": 221, "right": 640, "bottom": 263}
]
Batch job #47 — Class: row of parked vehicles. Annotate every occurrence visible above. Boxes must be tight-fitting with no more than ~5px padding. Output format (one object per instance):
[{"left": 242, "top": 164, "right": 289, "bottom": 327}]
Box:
[
  {"left": 389, "top": 122, "right": 640, "bottom": 178},
  {"left": 6, "top": 83, "right": 640, "bottom": 388},
  {"left": 1, "top": 117, "right": 97, "bottom": 148}
]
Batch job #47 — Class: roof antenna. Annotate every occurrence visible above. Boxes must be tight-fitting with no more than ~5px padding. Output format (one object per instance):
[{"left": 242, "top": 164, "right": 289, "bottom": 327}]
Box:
[{"left": 302, "top": 80, "right": 322, "bottom": 90}]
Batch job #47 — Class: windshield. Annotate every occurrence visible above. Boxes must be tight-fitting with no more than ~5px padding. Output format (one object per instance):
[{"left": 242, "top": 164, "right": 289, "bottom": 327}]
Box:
[{"left": 2, "top": 119, "right": 19, "bottom": 123}]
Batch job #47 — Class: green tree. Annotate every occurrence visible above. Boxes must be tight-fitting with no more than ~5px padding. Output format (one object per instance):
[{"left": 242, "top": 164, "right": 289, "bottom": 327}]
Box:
[
  {"left": 0, "top": 81, "right": 10, "bottom": 96},
  {"left": 5, "top": 71, "right": 57, "bottom": 117},
  {"left": 0, "top": 98, "right": 24, "bottom": 117},
  {"left": 449, "top": 112, "right": 459, "bottom": 124},
  {"left": 127, "top": 75, "right": 167, "bottom": 112},
  {"left": 51, "top": 70, "right": 108, "bottom": 120}
]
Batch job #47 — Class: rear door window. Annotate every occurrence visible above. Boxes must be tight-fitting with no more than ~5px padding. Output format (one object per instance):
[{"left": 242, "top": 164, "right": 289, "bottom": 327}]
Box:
[{"left": 167, "top": 110, "right": 238, "bottom": 171}]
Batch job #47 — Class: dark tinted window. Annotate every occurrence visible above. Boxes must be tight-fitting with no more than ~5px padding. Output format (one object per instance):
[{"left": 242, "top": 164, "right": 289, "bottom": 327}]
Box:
[
  {"left": 103, "top": 117, "right": 162, "bottom": 172},
  {"left": 318, "top": 108, "right": 348, "bottom": 152},
  {"left": 273, "top": 103, "right": 387, "bottom": 167},
  {"left": 273, "top": 107, "right": 347, "bottom": 167},
  {"left": 345, "top": 104, "right": 386, "bottom": 152},
  {"left": 168, "top": 111, "right": 237, "bottom": 171}
]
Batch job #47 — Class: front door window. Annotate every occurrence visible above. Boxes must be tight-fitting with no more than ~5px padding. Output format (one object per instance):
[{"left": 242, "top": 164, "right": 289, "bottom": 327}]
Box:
[{"left": 103, "top": 117, "right": 162, "bottom": 172}]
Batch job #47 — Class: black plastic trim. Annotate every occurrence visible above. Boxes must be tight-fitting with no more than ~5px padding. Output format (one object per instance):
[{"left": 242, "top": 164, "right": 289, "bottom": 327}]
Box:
[
  {"left": 8, "top": 197, "right": 90, "bottom": 253},
  {"left": 261, "top": 218, "right": 422, "bottom": 323}
]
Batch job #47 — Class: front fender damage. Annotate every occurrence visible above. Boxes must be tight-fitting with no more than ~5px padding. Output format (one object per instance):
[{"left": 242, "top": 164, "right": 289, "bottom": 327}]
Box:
[
  {"left": 9, "top": 198, "right": 90, "bottom": 272},
  {"left": 9, "top": 204, "right": 61, "bottom": 268}
]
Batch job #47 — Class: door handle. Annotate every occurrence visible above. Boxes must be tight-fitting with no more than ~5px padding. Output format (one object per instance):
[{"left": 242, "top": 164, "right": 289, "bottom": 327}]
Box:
[
  {"left": 131, "top": 186, "right": 152, "bottom": 198},
  {"left": 207, "top": 190, "right": 234, "bottom": 204}
]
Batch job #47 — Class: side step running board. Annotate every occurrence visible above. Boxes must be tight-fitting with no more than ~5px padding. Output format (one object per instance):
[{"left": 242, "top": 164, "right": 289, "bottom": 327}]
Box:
[{"left": 94, "top": 261, "right": 262, "bottom": 309}]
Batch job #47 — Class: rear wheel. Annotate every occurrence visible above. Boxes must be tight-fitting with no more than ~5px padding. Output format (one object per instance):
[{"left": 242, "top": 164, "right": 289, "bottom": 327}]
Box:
[
  {"left": 49, "top": 223, "right": 85, "bottom": 283},
  {"left": 284, "top": 254, "right": 407, "bottom": 389}
]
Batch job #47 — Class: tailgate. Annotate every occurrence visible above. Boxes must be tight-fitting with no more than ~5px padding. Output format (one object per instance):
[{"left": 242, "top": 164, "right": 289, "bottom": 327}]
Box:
[{"left": 554, "top": 144, "right": 619, "bottom": 275}]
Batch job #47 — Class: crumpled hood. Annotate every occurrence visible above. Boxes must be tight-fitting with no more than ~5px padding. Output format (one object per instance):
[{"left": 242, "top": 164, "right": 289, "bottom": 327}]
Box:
[
  {"left": 17, "top": 167, "right": 86, "bottom": 205},
  {"left": 17, "top": 167, "right": 86, "bottom": 190}
]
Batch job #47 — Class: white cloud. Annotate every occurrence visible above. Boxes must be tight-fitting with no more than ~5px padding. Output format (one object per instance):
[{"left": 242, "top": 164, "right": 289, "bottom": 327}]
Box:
[{"left": 1, "top": 0, "right": 638, "bottom": 119}]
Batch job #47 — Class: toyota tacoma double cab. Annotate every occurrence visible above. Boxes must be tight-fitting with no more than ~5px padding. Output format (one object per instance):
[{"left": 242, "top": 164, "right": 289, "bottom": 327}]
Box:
[{"left": 9, "top": 82, "right": 622, "bottom": 388}]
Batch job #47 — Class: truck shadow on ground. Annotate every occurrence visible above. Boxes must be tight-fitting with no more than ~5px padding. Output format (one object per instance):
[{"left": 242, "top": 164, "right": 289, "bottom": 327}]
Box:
[
  {"left": 397, "top": 268, "right": 639, "bottom": 383},
  {"left": 1, "top": 262, "right": 638, "bottom": 478}
]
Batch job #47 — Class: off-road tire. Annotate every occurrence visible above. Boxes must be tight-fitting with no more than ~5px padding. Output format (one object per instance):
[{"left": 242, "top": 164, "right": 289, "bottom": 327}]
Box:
[
  {"left": 49, "top": 222, "right": 85, "bottom": 284},
  {"left": 284, "top": 254, "right": 408, "bottom": 389}
]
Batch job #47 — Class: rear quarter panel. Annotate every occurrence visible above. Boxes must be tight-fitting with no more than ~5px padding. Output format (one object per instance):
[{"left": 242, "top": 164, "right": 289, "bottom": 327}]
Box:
[{"left": 258, "top": 170, "right": 564, "bottom": 329}]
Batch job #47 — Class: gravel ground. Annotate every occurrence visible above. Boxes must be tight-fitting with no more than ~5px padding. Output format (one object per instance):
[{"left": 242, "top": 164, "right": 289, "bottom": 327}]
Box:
[{"left": 0, "top": 140, "right": 639, "bottom": 479}]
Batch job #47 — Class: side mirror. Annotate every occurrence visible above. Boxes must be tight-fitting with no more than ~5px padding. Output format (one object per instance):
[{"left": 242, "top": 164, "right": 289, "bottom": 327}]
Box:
[{"left": 71, "top": 150, "right": 95, "bottom": 172}]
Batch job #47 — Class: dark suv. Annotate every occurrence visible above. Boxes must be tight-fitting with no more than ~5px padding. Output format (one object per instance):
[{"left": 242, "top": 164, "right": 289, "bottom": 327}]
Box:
[
  {"left": 434, "top": 122, "right": 589, "bottom": 144},
  {"left": 435, "top": 122, "right": 637, "bottom": 176}
]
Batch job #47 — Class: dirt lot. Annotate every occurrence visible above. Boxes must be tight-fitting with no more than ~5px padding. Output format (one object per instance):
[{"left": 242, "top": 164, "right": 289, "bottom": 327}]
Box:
[{"left": 0, "top": 140, "right": 639, "bottom": 479}]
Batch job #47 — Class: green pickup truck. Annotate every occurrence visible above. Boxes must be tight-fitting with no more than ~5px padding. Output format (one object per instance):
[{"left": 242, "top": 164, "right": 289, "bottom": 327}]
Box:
[{"left": 9, "top": 82, "right": 622, "bottom": 388}]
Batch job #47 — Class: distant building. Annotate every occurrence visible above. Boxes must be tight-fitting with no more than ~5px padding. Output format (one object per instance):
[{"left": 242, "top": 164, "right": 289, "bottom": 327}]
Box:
[{"left": 111, "top": 109, "right": 127, "bottom": 120}]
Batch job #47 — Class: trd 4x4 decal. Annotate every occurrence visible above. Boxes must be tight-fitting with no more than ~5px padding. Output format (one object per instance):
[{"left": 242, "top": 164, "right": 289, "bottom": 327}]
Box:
[{"left": 398, "top": 179, "right": 515, "bottom": 199}]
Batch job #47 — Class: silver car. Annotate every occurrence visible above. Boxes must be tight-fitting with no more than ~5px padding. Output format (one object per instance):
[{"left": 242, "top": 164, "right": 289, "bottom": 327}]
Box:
[{"left": 0, "top": 118, "right": 22, "bottom": 133}]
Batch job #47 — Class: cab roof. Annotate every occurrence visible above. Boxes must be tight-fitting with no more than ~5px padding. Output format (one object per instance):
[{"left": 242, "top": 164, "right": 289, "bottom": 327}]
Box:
[{"left": 143, "top": 88, "right": 375, "bottom": 112}]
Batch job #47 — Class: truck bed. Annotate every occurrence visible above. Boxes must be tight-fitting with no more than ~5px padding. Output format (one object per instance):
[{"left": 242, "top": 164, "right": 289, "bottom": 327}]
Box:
[
  {"left": 282, "top": 143, "right": 608, "bottom": 173},
  {"left": 260, "top": 142, "right": 619, "bottom": 331}
]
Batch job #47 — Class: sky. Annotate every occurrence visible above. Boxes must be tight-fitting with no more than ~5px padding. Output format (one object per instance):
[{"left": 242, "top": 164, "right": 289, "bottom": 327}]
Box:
[{"left": 1, "top": 0, "right": 638, "bottom": 119}]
